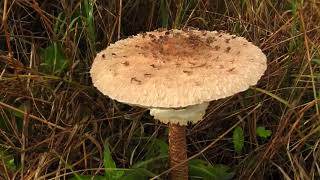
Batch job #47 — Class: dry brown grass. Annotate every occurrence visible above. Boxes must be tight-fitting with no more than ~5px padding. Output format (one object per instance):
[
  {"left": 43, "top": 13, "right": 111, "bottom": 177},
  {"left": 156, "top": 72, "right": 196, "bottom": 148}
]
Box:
[{"left": 0, "top": 0, "right": 320, "bottom": 179}]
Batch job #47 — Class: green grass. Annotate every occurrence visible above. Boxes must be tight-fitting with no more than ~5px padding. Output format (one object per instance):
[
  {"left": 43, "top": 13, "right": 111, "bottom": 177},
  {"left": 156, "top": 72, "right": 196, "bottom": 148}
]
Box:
[{"left": 0, "top": 0, "right": 320, "bottom": 179}]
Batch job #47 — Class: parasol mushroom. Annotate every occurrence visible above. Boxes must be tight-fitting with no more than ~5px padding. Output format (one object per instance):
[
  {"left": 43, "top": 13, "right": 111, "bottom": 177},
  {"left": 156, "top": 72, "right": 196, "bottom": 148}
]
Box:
[{"left": 90, "top": 28, "right": 267, "bottom": 179}]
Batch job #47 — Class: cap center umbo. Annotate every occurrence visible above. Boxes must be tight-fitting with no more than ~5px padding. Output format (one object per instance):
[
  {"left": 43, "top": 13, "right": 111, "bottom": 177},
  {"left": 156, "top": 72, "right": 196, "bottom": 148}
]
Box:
[{"left": 147, "top": 32, "right": 212, "bottom": 58}]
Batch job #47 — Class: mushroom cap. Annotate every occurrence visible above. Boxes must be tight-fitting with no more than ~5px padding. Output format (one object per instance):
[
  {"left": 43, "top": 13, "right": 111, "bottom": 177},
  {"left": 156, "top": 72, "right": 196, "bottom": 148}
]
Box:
[{"left": 90, "top": 29, "right": 267, "bottom": 108}]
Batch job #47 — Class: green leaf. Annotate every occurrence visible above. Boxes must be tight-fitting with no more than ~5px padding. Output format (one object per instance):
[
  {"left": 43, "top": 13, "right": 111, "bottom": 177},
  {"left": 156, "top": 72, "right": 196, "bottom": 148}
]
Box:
[
  {"left": 69, "top": 175, "right": 106, "bottom": 180},
  {"left": 82, "top": 0, "right": 96, "bottom": 54},
  {"left": 11, "top": 104, "right": 24, "bottom": 119},
  {"left": 0, "top": 148, "right": 17, "bottom": 172},
  {"left": 0, "top": 116, "right": 9, "bottom": 131},
  {"left": 232, "top": 126, "right": 244, "bottom": 154},
  {"left": 256, "top": 126, "right": 272, "bottom": 139},
  {"left": 40, "top": 42, "right": 69, "bottom": 75},
  {"left": 142, "top": 138, "right": 168, "bottom": 162},
  {"left": 53, "top": 12, "right": 66, "bottom": 37},
  {"left": 151, "top": 139, "right": 168, "bottom": 156},
  {"left": 103, "top": 144, "right": 124, "bottom": 180},
  {"left": 9, "top": 105, "right": 24, "bottom": 131},
  {"left": 159, "top": 0, "right": 169, "bottom": 27},
  {"left": 312, "top": 58, "right": 320, "bottom": 65},
  {"left": 134, "top": 138, "right": 168, "bottom": 171},
  {"left": 69, "top": 169, "right": 154, "bottom": 180},
  {"left": 132, "top": 155, "right": 167, "bottom": 169},
  {"left": 6, "top": 158, "right": 16, "bottom": 171},
  {"left": 189, "top": 159, "right": 234, "bottom": 180},
  {"left": 121, "top": 168, "right": 155, "bottom": 180}
]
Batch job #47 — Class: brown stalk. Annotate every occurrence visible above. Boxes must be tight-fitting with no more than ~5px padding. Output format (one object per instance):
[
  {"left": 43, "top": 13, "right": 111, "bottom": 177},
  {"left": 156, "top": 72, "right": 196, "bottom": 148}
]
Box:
[
  {"left": 2, "top": 0, "right": 12, "bottom": 56},
  {"left": 169, "top": 123, "right": 188, "bottom": 180}
]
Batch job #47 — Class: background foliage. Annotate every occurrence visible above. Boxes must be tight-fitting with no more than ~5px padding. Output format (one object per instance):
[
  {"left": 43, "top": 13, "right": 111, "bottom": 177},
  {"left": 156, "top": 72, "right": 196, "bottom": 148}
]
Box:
[{"left": 0, "top": 0, "right": 320, "bottom": 179}]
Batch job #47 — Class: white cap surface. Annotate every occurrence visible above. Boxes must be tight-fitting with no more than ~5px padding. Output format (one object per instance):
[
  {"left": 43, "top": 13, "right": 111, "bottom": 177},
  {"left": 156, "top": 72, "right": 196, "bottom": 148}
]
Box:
[{"left": 90, "top": 29, "right": 267, "bottom": 108}]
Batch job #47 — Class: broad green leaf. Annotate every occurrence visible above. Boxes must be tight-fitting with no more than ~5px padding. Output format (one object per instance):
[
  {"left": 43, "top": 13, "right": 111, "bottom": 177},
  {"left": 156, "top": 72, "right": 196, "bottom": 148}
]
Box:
[
  {"left": 152, "top": 139, "right": 168, "bottom": 156},
  {"left": 70, "top": 175, "right": 106, "bottom": 180},
  {"left": 134, "top": 138, "right": 168, "bottom": 171},
  {"left": 70, "top": 169, "right": 155, "bottom": 180},
  {"left": 232, "top": 126, "right": 244, "bottom": 154},
  {"left": 244, "top": 89, "right": 255, "bottom": 97},
  {"left": 189, "top": 159, "right": 234, "bottom": 180},
  {"left": 143, "top": 138, "right": 168, "bottom": 162},
  {"left": 8, "top": 105, "right": 24, "bottom": 131},
  {"left": 6, "top": 158, "right": 16, "bottom": 171},
  {"left": 256, "top": 126, "right": 272, "bottom": 139},
  {"left": 11, "top": 104, "right": 24, "bottom": 119},
  {"left": 132, "top": 155, "right": 167, "bottom": 169},
  {"left": 312, "top": 58, "right": 320, "bottom": 65},
  {"left": 121, "top": 168, "right": 155, "bottom": 180},
  {"left": 40, "top": 43, "right": 69, "bottom": 75},
  {"left": 103, "top": 144, "right": 124, "bottom": 179},
  {"left": 0, "top": 148, "right": 16, "bottom": 172}
]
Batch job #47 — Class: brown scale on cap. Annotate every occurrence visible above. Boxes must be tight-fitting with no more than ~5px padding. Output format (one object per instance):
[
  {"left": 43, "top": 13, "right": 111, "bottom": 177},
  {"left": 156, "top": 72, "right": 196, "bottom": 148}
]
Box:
[
  {"left": 190, "top": 63, "right": 207, "bottom": 69},
  {"left": 122, "top": 61, "right": 129, "bottom": 66},
  {"left": 227, "top": 67, "right": 236, "bottom": 72},
  {"left": 148, "top": 33, "right": 211, "bottom": 57},
  {"left": 152, "top": 51, "right": 158, "bottom": 57},
  {"left": 149, "top": 34, "right": 156, "bottom": 39},
  {"left": 173, "top": 32, "right": 182, "bottom": 38},
  {"left": 150, "top": 64, "right": 161, "bottom": 69},
  {"left": 144, "top": 73, "right": 152, "bottom": 77},
  {"left": 187, "top": 34, "right": 201, "bottom": 43},
  {"left": 130, "top": 77, "right": 142, "bottom": 85},
  {"left": 202, "top": 31, "right": 207, "bottom": 36},
  {"left": 206, "top": 36, "right": 215, "bottom": 44},
  {"left": 182, "top": 70, "right": 192, "bottom": 75},
  {"left": 182, "top": 28, "right": 188, "bottom": 33},
  {"left": 213, "top": 56, "right": 220, "bottom": 61},
  {"left": 225, "top": 47, "right": 231, "bottom": 53}
]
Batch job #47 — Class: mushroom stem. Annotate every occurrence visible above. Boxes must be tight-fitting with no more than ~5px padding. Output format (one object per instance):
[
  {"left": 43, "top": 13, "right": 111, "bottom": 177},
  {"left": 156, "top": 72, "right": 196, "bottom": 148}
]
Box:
[
  {"left": 169, "top": 123, "right": 188, "bottom": 180},
  {"left": 149, "top": 103, "right": 209, "bottom": 179}
]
